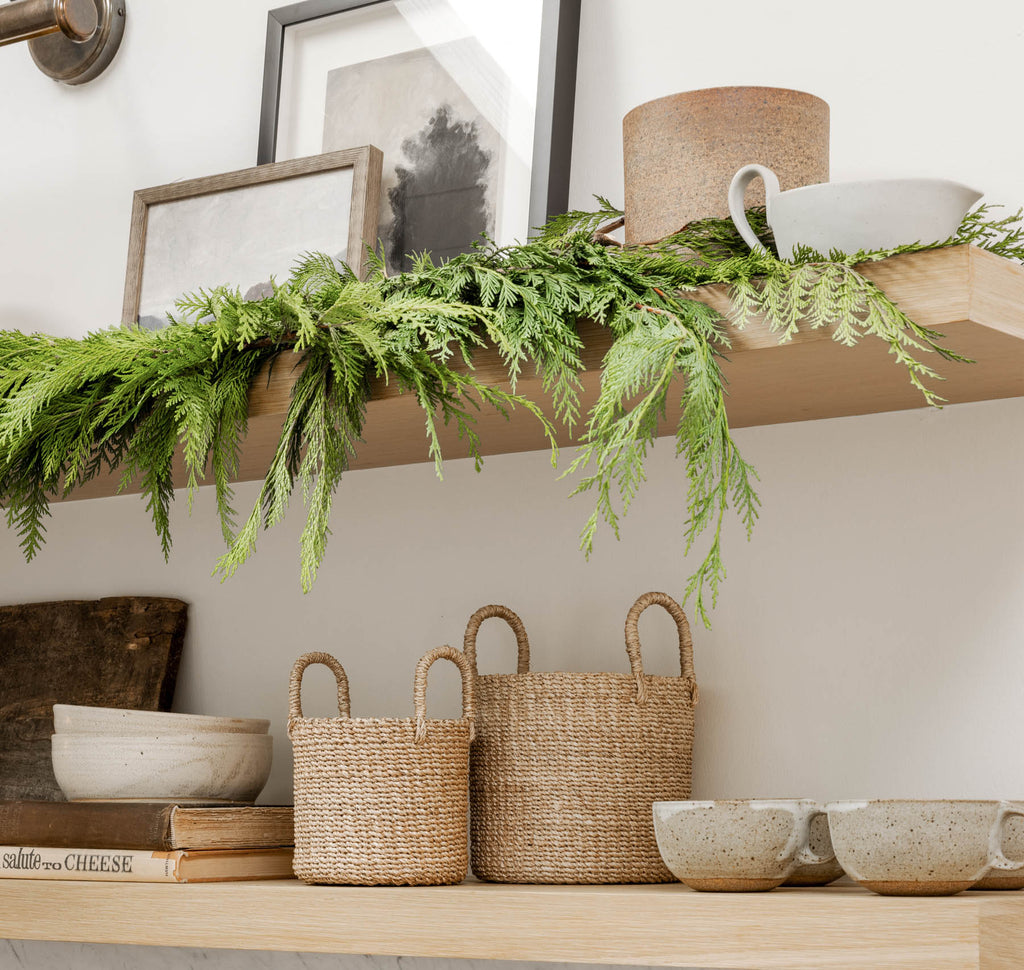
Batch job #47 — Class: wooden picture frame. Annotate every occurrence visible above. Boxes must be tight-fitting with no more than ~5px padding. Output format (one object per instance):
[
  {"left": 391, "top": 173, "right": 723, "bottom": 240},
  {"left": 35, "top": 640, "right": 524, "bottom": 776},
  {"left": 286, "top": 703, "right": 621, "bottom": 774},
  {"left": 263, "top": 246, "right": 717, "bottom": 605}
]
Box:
[
  {"left": 256, "top": 0, "right": 580, "bottom": 271},
  {"left": 122, "top": 146, "right": 383, "bottom": 327}
]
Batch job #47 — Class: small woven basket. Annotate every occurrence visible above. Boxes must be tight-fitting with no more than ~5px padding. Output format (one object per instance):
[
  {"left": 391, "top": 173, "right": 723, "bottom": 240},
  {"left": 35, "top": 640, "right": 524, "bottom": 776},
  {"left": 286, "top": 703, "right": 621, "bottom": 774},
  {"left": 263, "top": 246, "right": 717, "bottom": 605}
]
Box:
[
  {"left": 466, "top": 591, "right": 697, "bottom": 884},
  {"left": 288, "top": 646, "right": 475, "bottom": 886}
]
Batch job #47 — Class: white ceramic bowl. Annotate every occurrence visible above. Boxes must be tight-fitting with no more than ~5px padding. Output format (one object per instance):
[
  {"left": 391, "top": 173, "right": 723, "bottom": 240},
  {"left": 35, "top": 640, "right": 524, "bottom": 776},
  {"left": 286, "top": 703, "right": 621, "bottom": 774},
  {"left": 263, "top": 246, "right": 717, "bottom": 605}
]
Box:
[
  {"left": 51, "top": 733, "right": 273, "bottom": 802},
  {"left": 53, "top": 704, "right": 269, "bottom": 736}
]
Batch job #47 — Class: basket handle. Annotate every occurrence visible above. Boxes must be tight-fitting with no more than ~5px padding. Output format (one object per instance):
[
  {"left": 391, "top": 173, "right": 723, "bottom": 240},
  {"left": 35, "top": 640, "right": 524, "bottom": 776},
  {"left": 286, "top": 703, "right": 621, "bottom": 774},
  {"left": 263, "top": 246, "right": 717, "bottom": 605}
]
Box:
[
  {"left": 413, "top": 645, "right": 476, "bottom": 743},
  {"left": 463, "top": 604, "right": 531, "bottom": 674},
  {"left": 624, "top": 591, "right": 697, "bottom": 705},
  {"left": 288, "top": 651, "right": 351, "bottom": 723}
]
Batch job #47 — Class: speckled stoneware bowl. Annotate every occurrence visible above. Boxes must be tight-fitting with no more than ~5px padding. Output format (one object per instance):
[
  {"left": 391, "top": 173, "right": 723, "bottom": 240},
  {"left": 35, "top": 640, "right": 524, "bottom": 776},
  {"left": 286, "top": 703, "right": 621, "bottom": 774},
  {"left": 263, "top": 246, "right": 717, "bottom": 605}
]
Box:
[
  {"left": 783, "top": 810, "right": 845, "bottom": 886},
  {"left": 653, "top": 799, "right": 833, "bottom": 891},
  {"left": 51, "top": 732, "right": 273, "bottom": 803},
  {"left": 972, "top": 804, "right": 1024, "bottom": 890},
  {"left": 827, "top": 800, "right": 1024, "bottom": 896},
  {"left": 53, "top": 704, "right": 269, "bottom": 736}
]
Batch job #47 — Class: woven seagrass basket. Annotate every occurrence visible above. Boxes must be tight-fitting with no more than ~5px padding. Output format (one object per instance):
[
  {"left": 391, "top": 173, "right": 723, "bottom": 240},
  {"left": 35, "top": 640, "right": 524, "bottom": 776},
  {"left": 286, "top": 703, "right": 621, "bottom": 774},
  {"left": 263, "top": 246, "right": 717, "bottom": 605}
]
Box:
[
  {"left": 288, "top": 646, "right": 475, "bottom": 886},
  {"left": 466, "top": 591, "right": 697, "bottom": 884}
]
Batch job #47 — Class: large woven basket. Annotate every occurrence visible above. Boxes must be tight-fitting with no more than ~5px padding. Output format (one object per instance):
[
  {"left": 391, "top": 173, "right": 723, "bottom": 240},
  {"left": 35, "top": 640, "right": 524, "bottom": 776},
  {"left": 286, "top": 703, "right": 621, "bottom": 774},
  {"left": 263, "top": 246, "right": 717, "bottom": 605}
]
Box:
[
  {"left": 466, "top": 591, "right": 697, "bottom": 884},
  {"left": 288, "top": 646, "right": 475, "bottom": 885}
]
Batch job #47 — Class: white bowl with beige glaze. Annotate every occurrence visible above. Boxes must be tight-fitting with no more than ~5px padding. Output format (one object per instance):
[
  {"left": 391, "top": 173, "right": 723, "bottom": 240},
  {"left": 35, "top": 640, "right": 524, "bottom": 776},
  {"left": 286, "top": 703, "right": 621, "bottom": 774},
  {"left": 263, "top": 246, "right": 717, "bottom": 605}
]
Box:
[
  {"left": 827, "top": 799, "right": 1024, "bottom": 896},
  {"left": 53, "top": 704, "right": 269, "bottom": 736},
  {"left": 653, "top": 799, "right": 833, "bottom": 891},
  {"left": 51, "top": 732, "right": 273, "bottom": 803}
]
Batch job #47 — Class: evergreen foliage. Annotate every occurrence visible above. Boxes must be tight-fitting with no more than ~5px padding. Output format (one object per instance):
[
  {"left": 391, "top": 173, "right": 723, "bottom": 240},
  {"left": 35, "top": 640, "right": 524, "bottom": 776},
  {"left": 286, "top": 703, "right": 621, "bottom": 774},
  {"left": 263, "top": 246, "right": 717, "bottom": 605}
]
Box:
[{"left": 2, "top": 203, "right": 1023, "bottom": 625}]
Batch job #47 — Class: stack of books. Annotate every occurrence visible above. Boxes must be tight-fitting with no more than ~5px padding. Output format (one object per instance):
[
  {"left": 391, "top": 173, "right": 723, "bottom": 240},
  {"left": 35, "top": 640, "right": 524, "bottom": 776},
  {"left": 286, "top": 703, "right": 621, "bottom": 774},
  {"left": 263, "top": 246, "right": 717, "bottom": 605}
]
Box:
[{"left": 0, "top": 801, "right": 294, "bottom": 883}]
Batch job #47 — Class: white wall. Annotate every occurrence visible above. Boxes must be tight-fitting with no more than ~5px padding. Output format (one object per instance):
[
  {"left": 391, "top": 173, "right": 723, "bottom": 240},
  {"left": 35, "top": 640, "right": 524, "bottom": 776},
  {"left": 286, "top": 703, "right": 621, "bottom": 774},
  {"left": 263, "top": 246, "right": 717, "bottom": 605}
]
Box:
[{"left": 3, "top": 0, "right": 1024, "bottom": 965}]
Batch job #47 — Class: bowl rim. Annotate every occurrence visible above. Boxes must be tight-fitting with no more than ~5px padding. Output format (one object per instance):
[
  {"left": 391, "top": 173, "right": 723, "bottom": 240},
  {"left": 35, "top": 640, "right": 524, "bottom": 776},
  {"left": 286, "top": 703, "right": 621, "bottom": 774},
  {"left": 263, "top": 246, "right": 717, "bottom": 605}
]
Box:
[
  {"left": 51, "top": 732, "right": 273, "bottom": 747},
  {"left": 654, "top": 798, "right": 820, "bottom": 809},
  {"left": 52, "top": 704, "right": 269, "bottom": 733},
  {"left": 774, "top": 177, "right": 983, "bottom": 200},
  {"left": 826, "top": 799, "right": 1014, "bottom": 811}
]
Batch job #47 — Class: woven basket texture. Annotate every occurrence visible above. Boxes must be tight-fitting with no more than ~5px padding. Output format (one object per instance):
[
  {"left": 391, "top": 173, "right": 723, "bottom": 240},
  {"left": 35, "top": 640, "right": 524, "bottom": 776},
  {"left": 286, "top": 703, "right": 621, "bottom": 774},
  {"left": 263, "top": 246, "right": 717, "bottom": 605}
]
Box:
[
  {"left": 288, "top": 646, "right": 474, "bottom": 886},
  {"left": 466, "top": 591, "right": 697, "bottom": 884}
]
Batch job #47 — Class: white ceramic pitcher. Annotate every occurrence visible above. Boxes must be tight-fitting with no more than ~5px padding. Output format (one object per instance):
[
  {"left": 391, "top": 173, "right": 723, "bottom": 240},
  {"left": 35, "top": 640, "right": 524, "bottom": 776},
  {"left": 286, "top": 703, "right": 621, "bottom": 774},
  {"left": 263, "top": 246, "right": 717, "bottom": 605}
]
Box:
[{"left": 728, "top": 164, "right": 982, "bottom": 259}]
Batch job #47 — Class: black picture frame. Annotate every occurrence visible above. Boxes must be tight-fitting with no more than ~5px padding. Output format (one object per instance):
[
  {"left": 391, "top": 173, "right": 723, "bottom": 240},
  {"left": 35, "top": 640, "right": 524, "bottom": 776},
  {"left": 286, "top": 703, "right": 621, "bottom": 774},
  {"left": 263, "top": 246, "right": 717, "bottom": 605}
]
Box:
[{"left": 257, "top": 0, "right": 580, "bottom": 251}]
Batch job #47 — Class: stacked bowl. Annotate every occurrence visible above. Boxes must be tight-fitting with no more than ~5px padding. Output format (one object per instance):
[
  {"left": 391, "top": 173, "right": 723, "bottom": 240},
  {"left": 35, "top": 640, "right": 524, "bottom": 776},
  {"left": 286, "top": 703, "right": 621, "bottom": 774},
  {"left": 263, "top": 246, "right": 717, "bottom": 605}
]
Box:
[
  {"left": 653, "top": 798, "right": 1024, "bottom": 896},
  {"left": 51, "top": 704, "right": 273, "bottom": 803}
]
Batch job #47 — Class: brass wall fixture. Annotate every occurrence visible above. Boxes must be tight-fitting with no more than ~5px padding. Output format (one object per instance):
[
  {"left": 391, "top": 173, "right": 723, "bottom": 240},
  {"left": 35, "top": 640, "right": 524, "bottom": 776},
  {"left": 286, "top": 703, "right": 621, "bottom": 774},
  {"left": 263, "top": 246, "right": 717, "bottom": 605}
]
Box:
[{"left": 0, "top": 0, "right": 124, "bottom": 83}]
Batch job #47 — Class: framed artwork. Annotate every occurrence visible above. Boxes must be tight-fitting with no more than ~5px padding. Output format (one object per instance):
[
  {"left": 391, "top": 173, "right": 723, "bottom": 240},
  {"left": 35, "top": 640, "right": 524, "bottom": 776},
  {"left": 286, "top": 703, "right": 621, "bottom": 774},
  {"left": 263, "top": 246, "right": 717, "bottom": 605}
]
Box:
[
  {"left": 122, "top": 146, "right": 383, "bottom": 328},
  {"left": 257, "top": 0, "right": 581, "bottom": 271}
]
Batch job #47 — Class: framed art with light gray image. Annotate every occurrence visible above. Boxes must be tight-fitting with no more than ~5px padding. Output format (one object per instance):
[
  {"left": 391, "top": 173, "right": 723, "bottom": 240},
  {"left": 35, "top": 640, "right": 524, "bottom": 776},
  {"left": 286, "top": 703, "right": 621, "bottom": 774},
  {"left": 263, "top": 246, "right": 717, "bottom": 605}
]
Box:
[
  {"left": 257, "top": 0, "right": 580, "bottom": 272},
  {"left": 122, "top": 146, "right": 383, "bottom": 329}
]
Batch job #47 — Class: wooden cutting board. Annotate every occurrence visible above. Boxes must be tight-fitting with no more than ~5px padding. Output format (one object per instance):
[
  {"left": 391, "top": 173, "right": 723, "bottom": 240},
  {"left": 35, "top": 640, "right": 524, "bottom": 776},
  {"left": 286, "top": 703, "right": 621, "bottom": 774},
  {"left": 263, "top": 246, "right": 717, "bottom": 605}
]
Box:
[{"left": 0, "top": 596, "right": 188, "bottom": 800}]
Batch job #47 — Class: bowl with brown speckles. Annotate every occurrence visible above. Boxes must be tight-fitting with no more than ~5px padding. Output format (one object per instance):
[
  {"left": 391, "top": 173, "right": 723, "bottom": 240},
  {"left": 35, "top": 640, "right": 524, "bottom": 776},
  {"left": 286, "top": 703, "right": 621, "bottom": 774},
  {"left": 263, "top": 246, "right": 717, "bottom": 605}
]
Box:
[
  {"left": 826, "top": 800, "right": 1024, "bottom": 896},
  {"left": 653, "top": 799, "right": 833, "bottom": 892}
]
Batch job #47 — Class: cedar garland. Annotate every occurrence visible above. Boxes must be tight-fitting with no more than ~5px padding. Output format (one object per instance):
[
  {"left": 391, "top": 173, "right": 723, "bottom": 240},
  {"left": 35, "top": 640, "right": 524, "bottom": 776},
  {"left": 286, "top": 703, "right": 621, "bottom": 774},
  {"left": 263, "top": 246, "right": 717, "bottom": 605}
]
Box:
[{"left": 2, "top": 201, "right": 1022, "bottom": 625}]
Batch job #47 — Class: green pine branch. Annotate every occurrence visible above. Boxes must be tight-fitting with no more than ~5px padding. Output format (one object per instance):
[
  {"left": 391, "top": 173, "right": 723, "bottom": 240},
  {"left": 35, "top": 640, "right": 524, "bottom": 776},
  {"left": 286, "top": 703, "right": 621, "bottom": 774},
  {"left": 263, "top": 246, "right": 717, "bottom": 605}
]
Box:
[{"left": 2, "top": 202, "right": 1020, "bottom": 625}]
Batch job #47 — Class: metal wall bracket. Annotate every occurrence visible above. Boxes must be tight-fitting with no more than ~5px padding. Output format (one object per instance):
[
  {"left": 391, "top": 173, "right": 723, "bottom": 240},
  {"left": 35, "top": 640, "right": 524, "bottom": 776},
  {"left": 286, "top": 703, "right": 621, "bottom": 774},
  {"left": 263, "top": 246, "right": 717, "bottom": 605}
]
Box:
[{"left": 27, "top": 0, "right": 124, "bottom": 84}]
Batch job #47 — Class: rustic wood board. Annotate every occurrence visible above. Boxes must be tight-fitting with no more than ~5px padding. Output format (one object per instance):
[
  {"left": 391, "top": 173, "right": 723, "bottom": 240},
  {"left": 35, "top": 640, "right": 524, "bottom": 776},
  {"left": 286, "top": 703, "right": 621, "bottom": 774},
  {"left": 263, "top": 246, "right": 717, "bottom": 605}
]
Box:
[{"left": 0, "top": 596, "right": 188, "bottom": 801}]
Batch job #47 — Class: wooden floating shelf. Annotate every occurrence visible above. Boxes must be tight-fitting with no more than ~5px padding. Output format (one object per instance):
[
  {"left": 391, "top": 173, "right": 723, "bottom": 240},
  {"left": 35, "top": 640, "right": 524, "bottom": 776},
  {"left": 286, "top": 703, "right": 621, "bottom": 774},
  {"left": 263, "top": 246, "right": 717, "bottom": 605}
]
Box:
[
  {"left": 3, "top": 878, "right": 1024, "bottom": 969},
  {"left": 60, "top": 245, "right": 1024, "bottom": 503}
]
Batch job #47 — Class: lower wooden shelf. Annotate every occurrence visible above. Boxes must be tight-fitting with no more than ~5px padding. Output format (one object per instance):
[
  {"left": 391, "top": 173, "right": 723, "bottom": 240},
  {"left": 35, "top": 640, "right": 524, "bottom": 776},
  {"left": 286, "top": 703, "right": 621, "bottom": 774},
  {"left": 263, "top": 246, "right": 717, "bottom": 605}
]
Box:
[{"left": 2, "top": 878, "right": 1024, "bottom": 969}]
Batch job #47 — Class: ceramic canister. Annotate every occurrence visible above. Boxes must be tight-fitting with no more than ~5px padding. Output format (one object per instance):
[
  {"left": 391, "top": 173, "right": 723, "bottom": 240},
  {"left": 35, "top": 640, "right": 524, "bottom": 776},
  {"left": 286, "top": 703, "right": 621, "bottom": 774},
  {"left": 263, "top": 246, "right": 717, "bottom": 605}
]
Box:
[{"left": 622, "top": 86, "right": 829, "bottom": 244}]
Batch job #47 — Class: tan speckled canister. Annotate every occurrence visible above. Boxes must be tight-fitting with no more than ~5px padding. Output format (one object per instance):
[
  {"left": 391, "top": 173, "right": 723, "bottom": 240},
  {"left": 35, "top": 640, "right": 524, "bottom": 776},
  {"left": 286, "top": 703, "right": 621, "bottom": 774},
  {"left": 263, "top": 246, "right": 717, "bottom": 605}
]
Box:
[{"left": 622, "top": 86, "right": 829, "bottom": 244}]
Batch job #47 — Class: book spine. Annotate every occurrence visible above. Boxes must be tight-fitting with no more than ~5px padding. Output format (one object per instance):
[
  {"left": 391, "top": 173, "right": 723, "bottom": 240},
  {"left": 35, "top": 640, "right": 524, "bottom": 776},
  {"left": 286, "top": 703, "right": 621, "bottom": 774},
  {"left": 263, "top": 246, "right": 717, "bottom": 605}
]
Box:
[
  {"left": 0, "top": 802, "right": 175, "bottom": 850},
  {"left": 0, "top": 846, "right": 181, "bottom": 882}
]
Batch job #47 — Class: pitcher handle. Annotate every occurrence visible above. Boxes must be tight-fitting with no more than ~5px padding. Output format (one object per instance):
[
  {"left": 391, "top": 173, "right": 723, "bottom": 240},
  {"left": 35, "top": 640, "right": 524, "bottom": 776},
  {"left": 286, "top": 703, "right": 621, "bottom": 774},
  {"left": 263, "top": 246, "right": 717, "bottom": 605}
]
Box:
[{"left": 728, "top": 164, "right": 780, "bottom": 252}]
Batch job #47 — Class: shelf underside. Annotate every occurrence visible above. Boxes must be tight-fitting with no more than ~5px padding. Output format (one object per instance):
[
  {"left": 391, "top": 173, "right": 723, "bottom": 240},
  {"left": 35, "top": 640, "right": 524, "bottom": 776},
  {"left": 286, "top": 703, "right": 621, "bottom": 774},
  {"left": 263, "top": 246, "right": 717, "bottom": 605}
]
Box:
[
  {"left": 61, "top": 245, "right": 1024, "bottom": 502},
  {"left": 3, "top": 878, "right": 1024, "bottom": 969}
]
